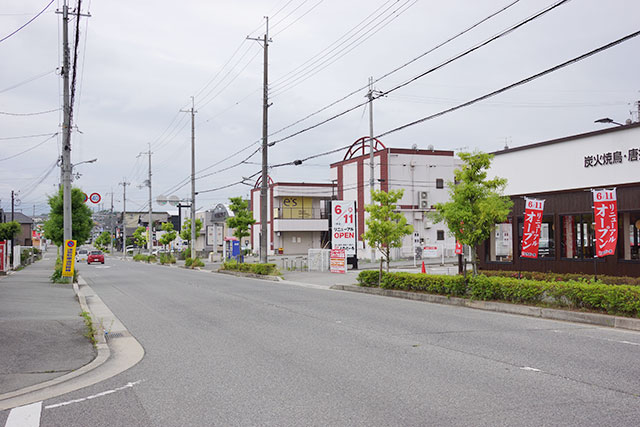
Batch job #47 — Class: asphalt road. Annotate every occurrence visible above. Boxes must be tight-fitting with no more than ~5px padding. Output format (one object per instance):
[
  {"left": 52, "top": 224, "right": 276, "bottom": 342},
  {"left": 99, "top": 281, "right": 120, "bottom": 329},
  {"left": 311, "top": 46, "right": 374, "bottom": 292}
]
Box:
[{"left": 3, "top": 256, "right": 640, "bottom": 426}]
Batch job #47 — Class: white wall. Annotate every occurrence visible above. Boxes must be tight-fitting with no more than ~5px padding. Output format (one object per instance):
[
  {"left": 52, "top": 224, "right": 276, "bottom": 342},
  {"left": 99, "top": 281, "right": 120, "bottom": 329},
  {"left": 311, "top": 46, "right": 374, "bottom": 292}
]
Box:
[{"left": 489, "top": 126, "right": 640, "bottom": 195}]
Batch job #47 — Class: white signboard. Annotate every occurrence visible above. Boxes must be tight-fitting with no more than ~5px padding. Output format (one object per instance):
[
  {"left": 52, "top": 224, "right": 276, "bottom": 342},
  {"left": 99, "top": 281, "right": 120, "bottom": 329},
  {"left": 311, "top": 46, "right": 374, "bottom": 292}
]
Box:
[
  {"left": 331, "top": 200, "right": 356, "bottom": 257},
  {"left": 423, "top": 245, "right": 438, "bottom": 258}
]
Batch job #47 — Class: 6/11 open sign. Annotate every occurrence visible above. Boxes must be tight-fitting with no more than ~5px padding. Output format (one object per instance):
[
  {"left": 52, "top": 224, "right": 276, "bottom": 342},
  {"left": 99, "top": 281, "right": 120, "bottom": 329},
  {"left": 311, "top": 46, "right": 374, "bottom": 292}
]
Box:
[{"left": 331, "top": 200, "right": 356, "bottom": 257}]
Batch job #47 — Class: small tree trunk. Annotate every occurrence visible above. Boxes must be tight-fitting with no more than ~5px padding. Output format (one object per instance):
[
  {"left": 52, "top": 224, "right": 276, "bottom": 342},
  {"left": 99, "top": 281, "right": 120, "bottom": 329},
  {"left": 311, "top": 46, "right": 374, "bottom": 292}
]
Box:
[
  {"left": 470, "top": 246, "right": 478, "bottom": 277},
  {"left": 378, "top": 257, "right": 383, "bottom": 286},
  {"left": 385, "top": 247, "right": 391, "bottom": 273}
]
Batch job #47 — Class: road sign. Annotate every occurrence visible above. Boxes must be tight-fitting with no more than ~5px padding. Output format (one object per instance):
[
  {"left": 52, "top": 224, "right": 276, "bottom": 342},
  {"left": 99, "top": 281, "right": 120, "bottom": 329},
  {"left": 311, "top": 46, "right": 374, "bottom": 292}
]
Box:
[
  {"left": 62, "top": 240, "right": 77, "bottom": 277},
  {"left": 89, "top": 192, "right": 101, "bottom": 204},
  {"left": 83, "top": 193, "right": 88, "bottom": 203}
]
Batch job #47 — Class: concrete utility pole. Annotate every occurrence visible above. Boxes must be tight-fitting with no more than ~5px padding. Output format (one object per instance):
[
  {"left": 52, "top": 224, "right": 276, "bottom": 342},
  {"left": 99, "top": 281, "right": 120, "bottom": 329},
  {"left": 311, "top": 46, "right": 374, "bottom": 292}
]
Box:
[
  {"left": 119, "top": 179, "right": 130, "bottom": 259},
  {"left": 109, "top": 189, "right": 114, "bottom": 254},
  {"left": 248, "top": 17, "right": 272, "bottom": 264},
  {"left": 181, "top": 98, "right": 197, "bottom": 260},
  {"left": 60, "top": 1, "right": 72, "bottom": 247},
  {"left": 138, "top": 144, "right": 153, "bottom": 251},
  {"left": 368, "top": 77, "right": 375, "bottom": 190}
]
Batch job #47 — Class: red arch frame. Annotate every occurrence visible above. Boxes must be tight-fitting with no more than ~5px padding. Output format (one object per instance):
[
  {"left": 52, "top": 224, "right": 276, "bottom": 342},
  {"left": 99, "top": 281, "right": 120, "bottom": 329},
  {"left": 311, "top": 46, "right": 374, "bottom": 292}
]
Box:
[{"left": 343, "top": 136, "right": 386, "bottom": 161}]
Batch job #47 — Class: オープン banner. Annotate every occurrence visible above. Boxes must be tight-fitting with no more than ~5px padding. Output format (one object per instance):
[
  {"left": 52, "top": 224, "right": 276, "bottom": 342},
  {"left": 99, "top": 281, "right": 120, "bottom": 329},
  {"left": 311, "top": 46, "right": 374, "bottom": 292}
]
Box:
[
  {"left": 592, "top": 189, "right": 618, "bottom": 257},
  {"left": 521, "top": 198, "right": 545, "bottom": 259}
]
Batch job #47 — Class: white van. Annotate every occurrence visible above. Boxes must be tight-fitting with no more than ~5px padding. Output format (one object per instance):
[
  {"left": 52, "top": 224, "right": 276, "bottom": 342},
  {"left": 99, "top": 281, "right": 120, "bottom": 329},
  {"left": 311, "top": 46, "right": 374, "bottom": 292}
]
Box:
[{"left": 76, "top": 249, "right": 89, "bottom": 262}]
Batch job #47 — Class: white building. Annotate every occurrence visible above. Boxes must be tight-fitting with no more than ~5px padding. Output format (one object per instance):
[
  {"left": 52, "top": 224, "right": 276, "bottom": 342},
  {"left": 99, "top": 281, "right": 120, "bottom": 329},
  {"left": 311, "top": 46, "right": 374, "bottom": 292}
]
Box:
[
  {"left": 330, "top": 138, "right": 461, "bottom": 261},
  {"left": 251, "top": 181, "right": 336, "bottom": 255}
]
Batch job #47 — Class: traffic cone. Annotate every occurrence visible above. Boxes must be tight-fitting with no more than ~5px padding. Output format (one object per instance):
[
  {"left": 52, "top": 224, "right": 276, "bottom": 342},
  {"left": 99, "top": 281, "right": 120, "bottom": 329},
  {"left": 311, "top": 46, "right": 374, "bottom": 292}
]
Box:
[{"left": 421, "top": 261, "right": 426, "bottom": 274}]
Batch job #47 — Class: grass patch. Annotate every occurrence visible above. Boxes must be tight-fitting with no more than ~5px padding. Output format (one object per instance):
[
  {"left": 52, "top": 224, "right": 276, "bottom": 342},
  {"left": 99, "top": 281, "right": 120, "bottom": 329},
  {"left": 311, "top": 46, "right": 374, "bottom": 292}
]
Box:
[{"left": 80, "top": 311, "right": 96, "bottom": 346}]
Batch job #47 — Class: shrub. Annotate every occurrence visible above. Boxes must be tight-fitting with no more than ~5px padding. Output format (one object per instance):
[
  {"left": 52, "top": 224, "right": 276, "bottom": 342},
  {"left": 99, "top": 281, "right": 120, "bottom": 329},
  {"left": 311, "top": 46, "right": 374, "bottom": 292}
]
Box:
[
  {"left": 191, "top": 258, "right": 204, "bottom": 268},
  {"left": 159, "top": 253, "right": 176, "bottom": 265},
  {"left": 480, "top": 269, "right": 640, "bottom": 287},
  {"left": 185, "top": 257, "right": 193, "bottom": 267},
  {"left": 133, "top": 254, "right": 146, "bottom": 262},
  {"left": 147, "top": 255, "right": 157, "bottom": 263},
  {"left": 221, "top": 261, "right": 280, "bottom": 276},
  {"left": 357, "top": 271, "right": 640, "bottom": 318},
  {"left": 50, "top": 256, "right": 78, "bottom": 283}
]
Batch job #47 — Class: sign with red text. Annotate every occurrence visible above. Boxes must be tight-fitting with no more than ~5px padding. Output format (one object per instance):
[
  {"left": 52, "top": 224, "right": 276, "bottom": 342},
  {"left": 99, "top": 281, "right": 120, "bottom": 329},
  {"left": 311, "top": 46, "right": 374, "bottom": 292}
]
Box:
[
  {"left": 0, "top": 241, "right": 6, "bottom": 272},
  {"left": 592, "top": 189, "right": 618, "bottom": 257},
  {"left": 331, "top": 200, "right": 356, "bottom": 257},
  {"left": 455, "top": 241, "right": 463, "bottom": 255},
  {"left": 521, "top": 198, "right": 545, "bottom": 258},
  {"left": 330, "top": 249, "right": 347, "bottom": 274}
]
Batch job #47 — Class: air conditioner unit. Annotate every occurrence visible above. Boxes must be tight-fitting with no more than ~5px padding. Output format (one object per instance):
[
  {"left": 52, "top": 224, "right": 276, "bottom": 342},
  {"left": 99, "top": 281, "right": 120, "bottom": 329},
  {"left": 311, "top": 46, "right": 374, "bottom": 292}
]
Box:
[
  {"left": 420, "top": 199, "right": 429, "bottom": 210},
  {"left": 419, "top": 191, "right": 428, "bottom": 200},
  {"left": 424, "top": 221, "right": 432, "bottom": 229}
]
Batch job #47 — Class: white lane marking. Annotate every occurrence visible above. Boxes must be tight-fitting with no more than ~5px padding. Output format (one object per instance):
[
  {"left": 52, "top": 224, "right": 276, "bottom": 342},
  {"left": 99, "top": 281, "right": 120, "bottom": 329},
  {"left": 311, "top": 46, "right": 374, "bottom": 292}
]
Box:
[
  {"left": 44, "top": 381, "right": 141, "bottom": 410},
  {"left": 520, "top": 367, "right": 542, "bottom": 372},
  {"left": 619, "top": 340, "right": 640, "bottom": 346},
  {"left": 5, "top": 401, "right": 42, "bottom": 427},
  {"left": 94, "top": 266, "right": 111, "bottom": 269}
]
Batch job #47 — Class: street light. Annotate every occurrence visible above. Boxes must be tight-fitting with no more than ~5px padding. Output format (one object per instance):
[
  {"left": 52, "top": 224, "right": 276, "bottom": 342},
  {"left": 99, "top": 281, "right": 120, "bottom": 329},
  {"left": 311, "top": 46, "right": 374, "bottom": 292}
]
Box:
[
  {"left": 70, "top": 158, "right": 97, "bottom": 181},
  {"left": 594, "top": 117, "right": 624, "bottom": 126}
]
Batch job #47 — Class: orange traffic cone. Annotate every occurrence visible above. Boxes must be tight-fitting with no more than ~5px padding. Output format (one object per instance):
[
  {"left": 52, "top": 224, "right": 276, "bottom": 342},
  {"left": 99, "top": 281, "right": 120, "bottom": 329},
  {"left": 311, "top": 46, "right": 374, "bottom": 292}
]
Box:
[{"left": 421, "top": 261, "right": 426, "bottom": 273}]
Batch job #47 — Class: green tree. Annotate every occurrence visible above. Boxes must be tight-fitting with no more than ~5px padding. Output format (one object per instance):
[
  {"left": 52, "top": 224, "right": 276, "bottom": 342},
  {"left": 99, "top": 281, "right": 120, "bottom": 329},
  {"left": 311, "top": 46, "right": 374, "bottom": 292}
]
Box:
[
  {"left": 180, "top": 218, "right": 202, "bottom": 247},
  {"left": 94, "top": 231, "right": 111, "bottom": 249},
  {"left": 362, "top": 189, "right": 413, "bottom": 283},
  {"left": 158, "top": 222, "right": 177, "bottom": 249},
  {"left": 43, "top": 188, "right": 93, "bottom": 247},
  {"left": 132, "top": 226, "right": 147, "bottom": 252},
  {"left": 0, "top": 221, "right": 20, "bottom": 241},
  {"left": 430, "top": 151, "right": 513, "bottom": 276},
  {"left": 226, "top": 197, "right": 256, "bottom": 262}
]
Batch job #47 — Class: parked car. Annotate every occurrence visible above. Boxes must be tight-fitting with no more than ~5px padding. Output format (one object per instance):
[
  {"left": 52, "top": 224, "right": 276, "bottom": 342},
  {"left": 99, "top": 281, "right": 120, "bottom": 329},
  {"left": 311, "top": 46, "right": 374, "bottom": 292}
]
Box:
[
  {"left": 87, "top": 250, "right": 104, "bottom": 264},
  {"left": 76, "top": 249, "right": 89, "bottom": 262}
]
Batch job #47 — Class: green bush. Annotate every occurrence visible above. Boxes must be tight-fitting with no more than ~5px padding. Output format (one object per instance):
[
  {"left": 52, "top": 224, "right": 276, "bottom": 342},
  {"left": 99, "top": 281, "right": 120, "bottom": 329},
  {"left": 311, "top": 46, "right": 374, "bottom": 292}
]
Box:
[
  {"left": 221, "top": 261, "right": 280, "bottom": 276},
  {"left": 147, "top": 255, "right": 157, "bottom": 263},
  {"left": 192, "top": 258, "right": 204, "bottom": 268},
  {"left": 357, "top": 271, "right": 640, "bottom": 318},
  {"left": 133, "top": 254, "right": 146, "bottom": 262},
  {"left": 50, "top": 256, "right": 78, "bottom": 283},
  {"left": 159, "top": 253, "right": 176, "bottom": 264},
  {"left": 480, "top": 269, "right": 640, "bottom": 287},
  {"left": 185, "top": 257, "right": 193, "bottom": 267}
]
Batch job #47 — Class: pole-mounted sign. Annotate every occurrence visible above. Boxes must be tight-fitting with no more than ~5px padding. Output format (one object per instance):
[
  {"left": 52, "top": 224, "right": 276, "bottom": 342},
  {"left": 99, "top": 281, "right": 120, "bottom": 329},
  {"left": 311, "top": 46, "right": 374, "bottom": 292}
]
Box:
[
  {"left": 89, "top": 192, "right": 101, "bottom": 204},
  {"left": 62, "top": 239, "right": 77, "bottom": 277}
]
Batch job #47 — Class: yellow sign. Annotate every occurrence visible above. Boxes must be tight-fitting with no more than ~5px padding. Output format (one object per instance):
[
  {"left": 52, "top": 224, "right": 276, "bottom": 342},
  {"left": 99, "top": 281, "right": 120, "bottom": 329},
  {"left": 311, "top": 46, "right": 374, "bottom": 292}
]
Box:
[
  {"left": 281, "top": 197, "right": 312, "bottom": 219},
  {"left": 62, "top": 240, "right": 77, "bottom": 277}
]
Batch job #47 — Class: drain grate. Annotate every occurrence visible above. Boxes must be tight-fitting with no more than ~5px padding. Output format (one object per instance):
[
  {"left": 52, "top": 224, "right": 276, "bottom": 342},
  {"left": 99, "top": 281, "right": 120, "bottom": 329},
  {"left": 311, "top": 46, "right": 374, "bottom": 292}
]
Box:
[{"left": 105, "top": 332, "right": 125, "bottom": 340}]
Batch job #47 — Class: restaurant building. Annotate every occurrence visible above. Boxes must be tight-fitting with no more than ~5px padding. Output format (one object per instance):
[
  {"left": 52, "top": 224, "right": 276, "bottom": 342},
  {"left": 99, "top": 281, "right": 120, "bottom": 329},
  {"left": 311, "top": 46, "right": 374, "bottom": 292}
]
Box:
[{"left": 480, "top": 122, "right": 640, "bottom": 277}]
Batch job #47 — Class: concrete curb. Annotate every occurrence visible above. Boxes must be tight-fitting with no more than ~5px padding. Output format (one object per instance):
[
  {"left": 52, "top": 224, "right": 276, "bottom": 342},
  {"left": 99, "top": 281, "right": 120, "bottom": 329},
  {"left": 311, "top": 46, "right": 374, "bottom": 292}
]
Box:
[
  {"left": 216, "top": 269, "right": 283, "bottom": 282},
  {"left": 330, "top": 284, "right": 640, "bottom": 332},
  {"left": 0, "top": 276, "right": 145, "bottom": 411}
]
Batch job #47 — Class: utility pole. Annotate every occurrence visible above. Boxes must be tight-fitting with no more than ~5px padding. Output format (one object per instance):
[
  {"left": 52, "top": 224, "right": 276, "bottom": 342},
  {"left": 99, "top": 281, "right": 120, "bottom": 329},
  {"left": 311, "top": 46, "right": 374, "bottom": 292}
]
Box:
[
  {"left": 119, "top": 179, "right": 130, "bottom": 259},
  {"left": 367, "top": 77, "right": 375, "bottom": 190},
  {"left": 138, "top": 144, "right": 153, "bottom": 251},
  {"left": 109, "top": 189, "right": 114, "bottom": 254},
  {"left": 10, "top": 191, "right": 15, "bottom": 264},
  {"left": 248, "top": 17, "right": 272, "bottom": 264},
  {"left": 181, "top": 98, "right": 197, "bottom": 260}
]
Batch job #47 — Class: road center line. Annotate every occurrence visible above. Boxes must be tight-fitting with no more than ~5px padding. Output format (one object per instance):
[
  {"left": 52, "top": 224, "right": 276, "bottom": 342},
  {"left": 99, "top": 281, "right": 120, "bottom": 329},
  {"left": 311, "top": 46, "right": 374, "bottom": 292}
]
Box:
[
  {"left": 44, "top": 380, "right": 141, "bottom": 410},
  {"left": 5, "top": 402, "right": 42, "bottom": 427}
]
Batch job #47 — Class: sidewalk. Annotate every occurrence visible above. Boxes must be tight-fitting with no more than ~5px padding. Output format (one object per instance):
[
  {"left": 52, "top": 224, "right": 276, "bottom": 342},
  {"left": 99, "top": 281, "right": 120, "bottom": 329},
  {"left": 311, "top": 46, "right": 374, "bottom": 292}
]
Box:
[{"left": 0, "top": 248, "right": 95, "bottom": 396}]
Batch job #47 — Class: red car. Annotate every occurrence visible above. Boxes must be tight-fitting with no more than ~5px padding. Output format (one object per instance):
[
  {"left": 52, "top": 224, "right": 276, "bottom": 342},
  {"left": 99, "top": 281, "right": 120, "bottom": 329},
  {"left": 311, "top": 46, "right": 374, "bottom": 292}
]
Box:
[{"left": 87, "top": 250, "right": 104, "bottom": 264}]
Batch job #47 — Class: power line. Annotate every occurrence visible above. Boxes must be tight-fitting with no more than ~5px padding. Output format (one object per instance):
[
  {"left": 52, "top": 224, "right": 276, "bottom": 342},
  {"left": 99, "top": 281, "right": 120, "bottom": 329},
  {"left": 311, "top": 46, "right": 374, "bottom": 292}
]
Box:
[
  {"left": 268, "top": 0, "right": 570, "bottom": 148},
  {"left": 0, "top": 132, "right": 58, "bottom": 141},
  {"left": 0, "top": 69, "right": 57, "bottom": 94},
  {"left": 0, "top": 133, "right": 58, "bottom": 161},
  {"left": 0, "top": 108, "right": 60, "bottom": 116},
  {"left": 0, "top": 0, "right": 56, "bottom": 44}
]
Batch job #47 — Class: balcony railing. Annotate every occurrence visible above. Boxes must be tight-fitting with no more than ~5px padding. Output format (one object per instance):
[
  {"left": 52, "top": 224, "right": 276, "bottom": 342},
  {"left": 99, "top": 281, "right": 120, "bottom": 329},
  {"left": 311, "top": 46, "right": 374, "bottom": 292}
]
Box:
[{"left": 274, "top": 207, "right": 329, "bottom": 220}]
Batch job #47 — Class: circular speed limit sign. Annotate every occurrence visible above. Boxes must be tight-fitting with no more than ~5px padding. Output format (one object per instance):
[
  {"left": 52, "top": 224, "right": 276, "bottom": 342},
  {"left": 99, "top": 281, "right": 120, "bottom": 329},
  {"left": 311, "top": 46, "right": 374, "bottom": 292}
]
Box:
[{"left": 89, "top": 192, "right": 101, "bottom": 204}]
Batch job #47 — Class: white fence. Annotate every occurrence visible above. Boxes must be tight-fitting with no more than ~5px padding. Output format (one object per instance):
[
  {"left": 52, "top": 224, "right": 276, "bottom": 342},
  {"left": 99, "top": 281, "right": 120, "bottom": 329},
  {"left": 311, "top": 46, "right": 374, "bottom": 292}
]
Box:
[{"left": 307, "top": 249, "right": 331, "bottom": 272}]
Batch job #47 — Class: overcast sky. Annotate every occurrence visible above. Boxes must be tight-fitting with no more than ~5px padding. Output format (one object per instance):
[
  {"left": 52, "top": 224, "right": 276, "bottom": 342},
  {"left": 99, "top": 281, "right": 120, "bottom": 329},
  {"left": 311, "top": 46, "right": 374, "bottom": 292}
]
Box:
[{"left": 1, "top": 0, "right": 639, "bottom": 216}]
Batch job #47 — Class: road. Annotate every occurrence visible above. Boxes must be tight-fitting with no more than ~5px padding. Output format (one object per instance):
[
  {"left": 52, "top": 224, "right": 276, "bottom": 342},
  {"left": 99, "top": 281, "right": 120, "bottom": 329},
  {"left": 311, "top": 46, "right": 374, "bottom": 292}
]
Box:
[{"left": 3, "top": 256, "right": 640, "bottom": 426}]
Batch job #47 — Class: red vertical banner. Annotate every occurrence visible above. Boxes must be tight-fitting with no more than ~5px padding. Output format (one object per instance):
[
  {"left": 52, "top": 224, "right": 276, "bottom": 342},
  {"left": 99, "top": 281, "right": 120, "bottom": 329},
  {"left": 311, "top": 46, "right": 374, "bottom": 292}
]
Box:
[
  {"left": 521, "top": 198, "right": 545, "bottom": 258},
  {"left": 454, "top": 241, "right": 463, "bottom": 255},
  {"left": 592, "top": 189, "right": 618, "bottom": 257}
]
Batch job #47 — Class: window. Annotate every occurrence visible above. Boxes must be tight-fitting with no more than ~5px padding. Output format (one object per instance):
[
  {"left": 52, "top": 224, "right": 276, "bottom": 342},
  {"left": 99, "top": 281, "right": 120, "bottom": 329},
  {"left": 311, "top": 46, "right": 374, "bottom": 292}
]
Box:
[
  {"left": 619, "top": 211, "right": 640, "bottom": 260},
  {"left": 517, "top": 216, "right": 555, "bottom": 258},
  {"left": 436, "top": 178, "right": 444, "bottom": 189},
  {"left": 561, "top": 214, "right": 595, "bottom": 259},
  {"left": 489, "top": 219, "right": 513, "bottom": 262},
  {"left": 436, "top": 230, "right": 445, "bottom": 240}
]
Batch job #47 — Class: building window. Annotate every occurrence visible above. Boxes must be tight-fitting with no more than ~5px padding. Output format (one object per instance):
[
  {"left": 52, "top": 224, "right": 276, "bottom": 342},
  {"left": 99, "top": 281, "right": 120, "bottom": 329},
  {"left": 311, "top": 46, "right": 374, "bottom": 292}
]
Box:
[
  {"left": 489, "top": 219, "right": 513, "bottom": 262},
  {"left": 436, "top": 230, "right": 445, "bottom": 240},
  {"left": 561, "top": 214, "right": 595, "bottom": 259},
  {"left": 436, "top": 178, "right": 444, "bottom": 189},
  {"left": 517, "top": 216, "right": 555, "bottom": 258},
  {"left": 619, "top": 211, "right": 640, "bottom": 260}
]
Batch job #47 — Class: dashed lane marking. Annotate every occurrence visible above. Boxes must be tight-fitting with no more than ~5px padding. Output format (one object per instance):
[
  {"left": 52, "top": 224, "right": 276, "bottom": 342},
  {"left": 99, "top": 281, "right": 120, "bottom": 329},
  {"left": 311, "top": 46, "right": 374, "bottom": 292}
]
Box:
[{"left": 44, "top": 380, "right": 141, "bottom": 410}]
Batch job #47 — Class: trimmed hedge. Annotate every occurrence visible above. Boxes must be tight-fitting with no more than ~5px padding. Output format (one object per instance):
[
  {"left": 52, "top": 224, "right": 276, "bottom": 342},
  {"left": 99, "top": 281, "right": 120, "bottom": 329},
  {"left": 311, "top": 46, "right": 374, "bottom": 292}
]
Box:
[
  {"left": 221, "top": 261, "right": 280, "bottom": 276},
  {"left": 480, "top": 269, "right": 640, "bottom": 287},
  {"left": 357, "top": 271, "right": 640, "bottom": 318}
]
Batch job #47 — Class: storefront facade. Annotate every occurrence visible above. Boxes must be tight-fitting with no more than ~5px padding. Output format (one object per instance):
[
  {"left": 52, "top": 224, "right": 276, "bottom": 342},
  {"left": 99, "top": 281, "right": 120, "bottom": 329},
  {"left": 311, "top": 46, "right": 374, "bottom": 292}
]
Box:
[{"left": 480, "top": 123, "right": 640, "bottom": 276}]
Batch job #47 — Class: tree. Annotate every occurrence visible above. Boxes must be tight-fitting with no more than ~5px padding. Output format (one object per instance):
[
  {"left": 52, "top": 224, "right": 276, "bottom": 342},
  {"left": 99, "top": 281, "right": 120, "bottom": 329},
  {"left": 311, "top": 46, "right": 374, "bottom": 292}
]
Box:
[
  {"left": 430, "top": 151, "right": 513, "bottom": 276},
  {"left": 0, "top": 221, "right": 20, "bottom": 241},
  {"left": 226, "top": 197, "right": 256, "bottom": 262},
  {"left": 94, "top": 231, "right": 111, "bottom": 249},
  {"left": 132, "top": 226, "right": 147, "bottom": 252},
  {"left": 158, "top": 222, "right": 177, "bottom": 250},
  {"left": 180, "top": 218, "right": 202, "bottom": 249},
  {"left": 43, "top": 188, "right": 93, "bottom": 247},
  {"left": 362, "top": 189, "right": 413, "bottom": 283}
]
